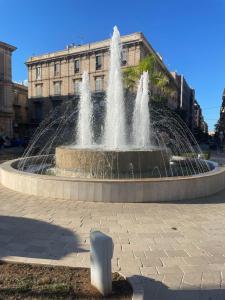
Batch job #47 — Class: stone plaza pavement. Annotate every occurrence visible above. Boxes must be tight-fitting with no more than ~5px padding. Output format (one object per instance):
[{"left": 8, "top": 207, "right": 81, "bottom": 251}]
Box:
[{"left": 0, "top": 150, "right": 225, "bottom": 300}]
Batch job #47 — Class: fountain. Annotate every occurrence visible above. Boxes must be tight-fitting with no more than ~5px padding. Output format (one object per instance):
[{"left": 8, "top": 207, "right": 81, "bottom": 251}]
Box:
[
  {"left": 104, "top": 26, "right": 126, "bottom": 148},
  {"left": 0, "top": 26, "right": 224, "bottom": 202},
  {"left": 132, "top": 71, "right": 151, "bottom": 148},
  {"left": 76, "top": 71, "right": 93, "bottom": 147},
  {"left": 55, "top": 27, "right": 168, "bottom": 178}
]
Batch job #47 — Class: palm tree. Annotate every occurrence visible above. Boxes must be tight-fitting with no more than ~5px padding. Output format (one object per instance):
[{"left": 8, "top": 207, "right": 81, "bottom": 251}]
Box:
[{"left": 123, "top": 54, "right": 175, "bottom": 104}]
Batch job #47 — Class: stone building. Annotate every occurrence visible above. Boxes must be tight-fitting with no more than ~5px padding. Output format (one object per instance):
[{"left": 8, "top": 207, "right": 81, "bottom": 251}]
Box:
[
  {"left": 0, "top": 41, "right": 29, "bottom": 139},
  {"left": 217, "top": 89, "right": 225, "bottom": 132},
  {"left": 0, "top": 41, "right": 17, "bottom": 137},
  {"left": 214, "top": 88, "right": 225, "bottom": 148},
  {"left": 26, "top": 32, "right": 179, "bottom": 127},
  {"left": 193, "top": 100, "right": 202, "bottom": 128},
  {"left": 193, "top": 99, "right": 207, "bottom": 134},
  {"left": 171, "top": 72, "right": 195, "bottom": 129},
  {"left": 201, "top": 120, "right": 208, "bottom": 134},
  {"left": 13, "top": 83, "right": 29, "bottom": 137}
]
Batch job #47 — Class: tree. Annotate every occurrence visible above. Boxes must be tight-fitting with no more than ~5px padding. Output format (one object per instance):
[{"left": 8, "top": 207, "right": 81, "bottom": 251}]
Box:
[{"left": 123, "top": 54, "right": 175, "bottom": 104}]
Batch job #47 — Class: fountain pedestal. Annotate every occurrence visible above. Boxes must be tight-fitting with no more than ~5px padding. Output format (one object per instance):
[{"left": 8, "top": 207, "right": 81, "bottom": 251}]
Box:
[{"left": 55, "top": 146, "right": 170, "bottom": 178}]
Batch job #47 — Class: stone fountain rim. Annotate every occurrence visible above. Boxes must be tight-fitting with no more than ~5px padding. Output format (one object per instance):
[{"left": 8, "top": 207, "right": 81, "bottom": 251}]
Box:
[
  {"left": 1, "top": 157, "right": 224, "bottom": 203},
  {"left": 59, "top": 145, "right": 165, "bottom": 153},
  {"left": 1, "top": 156, "right": 221, "bottom": 183}
]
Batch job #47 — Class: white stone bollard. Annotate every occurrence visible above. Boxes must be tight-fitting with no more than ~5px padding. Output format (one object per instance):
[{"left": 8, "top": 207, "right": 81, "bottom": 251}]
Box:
[{"left": 90, "top": 231, "right": 114, "bottom": 296}]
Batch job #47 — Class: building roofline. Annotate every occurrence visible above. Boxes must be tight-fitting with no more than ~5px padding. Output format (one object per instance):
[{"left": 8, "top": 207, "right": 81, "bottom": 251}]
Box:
[
  {"left": 26, "top": 31, "right": 143, "bottom": 64},
  {"left": 0, "top": 41, "right": 17, "bottom": 52},
  {"left": 13, "top": 82, "right": 28, "bottom": 91},
  {"left": 25, "top": 30, "right": 178, "bottom": 88}
]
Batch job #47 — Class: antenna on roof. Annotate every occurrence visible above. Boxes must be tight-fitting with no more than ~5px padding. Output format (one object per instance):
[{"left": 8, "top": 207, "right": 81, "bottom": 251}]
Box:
[
  {"left": 76, "top": 35, "right": 85, "bottom": 46},
  {"left": 66, "top": 36, "right": 85, "bottom": 49}
]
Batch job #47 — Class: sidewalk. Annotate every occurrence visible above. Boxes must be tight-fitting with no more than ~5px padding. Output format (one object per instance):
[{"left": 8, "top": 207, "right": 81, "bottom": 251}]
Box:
[{"left": 1, "top": 179, "right": 225, "bottom": 299}]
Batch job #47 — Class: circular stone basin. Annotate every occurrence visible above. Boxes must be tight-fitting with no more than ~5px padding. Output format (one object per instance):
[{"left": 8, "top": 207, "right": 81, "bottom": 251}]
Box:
[
  {"left": 55, "top": 146, "right": 170, "bottom": 178},
  {"left": 0, "top": 157, "right": 224, "bottom": 202}
]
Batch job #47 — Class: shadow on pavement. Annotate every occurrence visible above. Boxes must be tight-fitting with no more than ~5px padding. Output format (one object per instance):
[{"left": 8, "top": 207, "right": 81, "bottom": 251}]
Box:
[
  {"left": 0, "top": 216, "right": 88, "bottom": 260},
  {"left": 129, "top": 275, "right": 225, "bottom": 300}
]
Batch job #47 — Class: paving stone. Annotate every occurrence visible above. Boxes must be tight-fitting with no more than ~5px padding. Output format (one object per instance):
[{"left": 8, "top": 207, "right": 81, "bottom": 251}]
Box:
[
  {"left": 141, "top": 258, "right": 163, "bottom": 267},
  {"left": 140, "top": 266, "right": 158, "bottom": 276},
  {"left": 161, "top": 257, "right": 187, "bottom": 267},
  {"left": 145, "top": 250, "right": 168, "bottom": 258},
  {"left": 156, "top": 266, "right": 183, "bottom": 275},
  {"left": 1, "top": 176, "right": 225, "bottom": 300},
  {"left": 207, "top": 256, "right": 225, "bottom": 264},
  {"left": 133, "top": 250, "right": 146, "bottom": 259},
  {"left": 181, "top": 272, "right": 203, "bottom": 289},
  {"left": 181, "top": 264, "right": 225, "bottom": 273},
  {"left": 162, "top": 273, "right": 183, "bottom": 289},
  {"left": 184, "top": 256, "right": 208, "bottom": 266},
  {"left": 166, "top": 250, "right": 189, "bottom": 257},
  {"left": 119, "top": 257, "right": 142, "bottom": 269},
  {"left": 201, "top": 271, "right": 221, "bottom": 290}
]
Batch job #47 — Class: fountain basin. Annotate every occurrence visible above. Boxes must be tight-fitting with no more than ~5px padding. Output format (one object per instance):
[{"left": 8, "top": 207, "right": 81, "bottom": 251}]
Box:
[
  {"left": 55, "top": 146, "right": 169, "bottom": 178},
  {"left": 0, "top": 157, "right": 225, "bottom": 202}
]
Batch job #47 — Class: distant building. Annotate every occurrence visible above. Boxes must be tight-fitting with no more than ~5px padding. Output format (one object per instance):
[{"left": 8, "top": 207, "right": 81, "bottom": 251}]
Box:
[
  {"left": 171, "top": 72, "right": 195, "bottom": 129},
  {"left": 193, "top": 100, "right": 202, "bottom": 128},
  {"left": 201, "top": 120, "right": 208, "bottom": 134},
  {"left": 0, "top": 41, "right": 17, "bottom": 137},
  {"left": 0, "top": 41, "right": 28, "bottom": 139},
  {"left": 193, "top": 100, "right": 208, "bottom": 134},
  {"left": 217, "top": 88, "right": 225, "bottom": 133},
  {"left": 13, "top": 83, "right": 29, "bottom": 138},
  {"left": 26, "top": 32, "right": 179, "bottom": 128}
]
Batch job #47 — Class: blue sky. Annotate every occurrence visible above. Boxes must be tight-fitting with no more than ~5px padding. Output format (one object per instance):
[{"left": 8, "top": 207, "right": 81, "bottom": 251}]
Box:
[{"left": 1, "top": 0, "right": 225, "bottom": 131}]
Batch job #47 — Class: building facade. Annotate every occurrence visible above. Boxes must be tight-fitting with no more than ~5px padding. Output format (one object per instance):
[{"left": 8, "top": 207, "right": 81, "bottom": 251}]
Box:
[
  {"left": 193, "top": 100, "right": 208, "bottom": 134},
  {"left": 26, "top": 32, "right": 179, "bottom": 127},
  {"left": 215, "top": 88, "right": 225, "bottom": 149},
  {"left": 0, "top": 41, "right": 17, "bottom": 137},
  {"left": 171, "top": 72, "right": 195, "bottom": 129},
  {"left": 13, "top": 83, "right": 29, "bottom": 137},
  {"left": 0, "top": 41, "right": 29, "bottom": 139},
  {"left": 217, "top": 89, "right": 225, "bottom": 131}
]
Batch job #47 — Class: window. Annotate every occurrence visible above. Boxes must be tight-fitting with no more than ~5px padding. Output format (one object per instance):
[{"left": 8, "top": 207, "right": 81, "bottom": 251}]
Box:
[
  {"left": 54, "top": 81, "right": 61, "bottom": 95},
  {"left": 96, "top": 55, "right": 102, "bottom": 70},
  {"left": 74, "top": 79, "right": 81, "bottom": 94},
  {"left": 74, "top": 59, "right": 80, "bottom": 73},
  {"left": 121, "top": 48, "right": 128, "bottom": 66},
  {"left": 54, "top": 63, "right": 60, "bottom": 76},
  {"left": 95, "top": 76, "right": 103, "bottom": 91},
  {"left": 14, "top": 91, "right": 19, "bottom": 105},
  {"left": 36, "top": 66, "right": 41, "bottom": 80},
  {"left": 35, "top": 84, "right": 42, "bottom": 97}
]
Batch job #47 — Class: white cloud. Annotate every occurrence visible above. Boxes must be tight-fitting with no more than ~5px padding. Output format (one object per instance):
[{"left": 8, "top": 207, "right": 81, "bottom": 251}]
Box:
[{"left": 13, "top": 79, "right": 28, "bottom": 86}]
